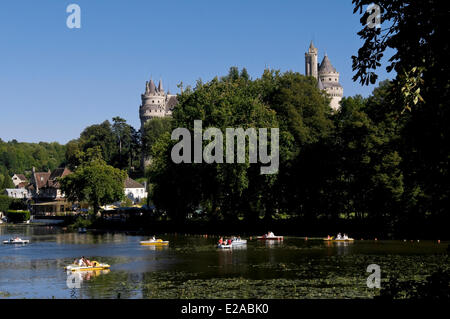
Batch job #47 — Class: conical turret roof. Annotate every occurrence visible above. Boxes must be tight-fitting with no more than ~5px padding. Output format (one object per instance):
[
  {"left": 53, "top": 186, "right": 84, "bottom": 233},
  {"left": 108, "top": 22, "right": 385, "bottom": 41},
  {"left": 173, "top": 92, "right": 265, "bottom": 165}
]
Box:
[
  {"left": 149, "top": 79, "right": 156, "bottom": 94},
  {"left": 317, "top": 78, "right": 324, "bottom": 90},
  {"left": 319, "top": 54, "right": 337, "bottom": 73},
  {"left": 158, "top": 79, "right": 164, "bottom": 92}
]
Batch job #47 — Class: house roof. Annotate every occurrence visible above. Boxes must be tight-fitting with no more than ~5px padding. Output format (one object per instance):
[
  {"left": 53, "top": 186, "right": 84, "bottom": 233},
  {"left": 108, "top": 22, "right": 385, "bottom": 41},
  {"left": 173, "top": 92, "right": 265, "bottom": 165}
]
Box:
[
  {"left": 46, "top": 167, "right": 72, "bottom": 188},
  {"left": 34, "top": 172, "right": 51, "bottom": 189},
  {"left": 32, "top": 167, "right": 72, "bottom": 189},
  {"left": 17, "top": 182, "right": 28, "bottom": 188},
  {"left": 124, "top": 177, "right": 145, "bottom": 189},
  {"left": 15, "top": 174, "right": 27, "bottom": 182}
]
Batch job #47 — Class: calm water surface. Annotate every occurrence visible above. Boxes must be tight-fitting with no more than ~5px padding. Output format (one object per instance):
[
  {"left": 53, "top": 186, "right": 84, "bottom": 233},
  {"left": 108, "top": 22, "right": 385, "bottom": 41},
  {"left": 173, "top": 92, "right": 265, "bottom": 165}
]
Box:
[{"left": 0, "top": 224, "right": 448, "bottom": 299}]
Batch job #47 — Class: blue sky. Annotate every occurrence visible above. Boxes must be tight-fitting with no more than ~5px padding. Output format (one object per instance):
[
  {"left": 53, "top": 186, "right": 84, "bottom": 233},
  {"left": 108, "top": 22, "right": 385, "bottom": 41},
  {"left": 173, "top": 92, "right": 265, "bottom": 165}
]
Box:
[{"left": 0, "top": 0, "right": 395, "bottom": 144}]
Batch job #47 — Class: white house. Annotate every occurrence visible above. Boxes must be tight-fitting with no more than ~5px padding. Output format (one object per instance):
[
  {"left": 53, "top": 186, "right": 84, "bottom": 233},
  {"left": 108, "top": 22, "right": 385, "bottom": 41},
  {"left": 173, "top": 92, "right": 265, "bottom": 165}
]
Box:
[
  {"left": 124, "top": 177, "right": 147, "bottom": 203},
  {"left": 4, "top": 188, "right": 30, "bottom": 199}
]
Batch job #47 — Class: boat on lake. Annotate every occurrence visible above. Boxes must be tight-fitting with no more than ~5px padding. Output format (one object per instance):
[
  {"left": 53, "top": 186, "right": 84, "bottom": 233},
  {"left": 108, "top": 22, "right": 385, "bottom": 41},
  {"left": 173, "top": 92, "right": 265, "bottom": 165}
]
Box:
[
  {"left": 140, "top": 238, "right": 169, "bottom": 246},
  {"left": 65, "top": 260, "right": 110, "bottom": 272},
  {"left": 217, "top": 238, "right": 247, "bottom": 249},
  {"left": 3, "top": 237, "right": 30, "bottom": 244},
  {"left": 324, "top": 238, "right": 355, "bottom": 242},
  {"left": 257, "top": 232, "right": 283, "bottom": 241},
  {"left": 323, "top": 234, "right": 354, "bottom": 242}
]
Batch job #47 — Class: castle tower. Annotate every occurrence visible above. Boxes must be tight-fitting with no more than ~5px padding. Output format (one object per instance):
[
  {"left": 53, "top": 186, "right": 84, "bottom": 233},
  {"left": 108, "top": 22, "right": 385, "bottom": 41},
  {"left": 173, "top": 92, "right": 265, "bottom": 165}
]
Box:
[
  {"left": 139, "top": 75, "right": 179, "bottom": 170},
  {"left": 305, "top": 41, "right": 318, "bottom": 79},
  {"left": 318, "top": 54, "right": 343, "bottom": 110},
  {"left": 139, "top": 77, "right": 167, "bottom": 132}
]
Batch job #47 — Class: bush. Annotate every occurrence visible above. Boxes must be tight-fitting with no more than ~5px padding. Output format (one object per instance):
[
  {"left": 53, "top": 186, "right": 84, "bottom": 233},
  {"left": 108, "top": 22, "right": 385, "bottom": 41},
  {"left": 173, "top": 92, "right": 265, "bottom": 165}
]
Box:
[
  {"left": 6, "top": 210, "right": 30, "bottom": 223},
  {"left": 0, "top": 195, "right": 12, "bottom": 213},
  {"left": 9, "top": 199, "right": 28, "bottom": 211}
]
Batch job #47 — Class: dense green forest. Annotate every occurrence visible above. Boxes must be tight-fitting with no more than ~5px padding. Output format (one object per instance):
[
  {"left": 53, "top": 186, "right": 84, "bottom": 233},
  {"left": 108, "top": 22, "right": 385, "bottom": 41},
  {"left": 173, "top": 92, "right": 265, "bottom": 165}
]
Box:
[{"left": 0, "top": 140, "right": 66, "bottom": 188}]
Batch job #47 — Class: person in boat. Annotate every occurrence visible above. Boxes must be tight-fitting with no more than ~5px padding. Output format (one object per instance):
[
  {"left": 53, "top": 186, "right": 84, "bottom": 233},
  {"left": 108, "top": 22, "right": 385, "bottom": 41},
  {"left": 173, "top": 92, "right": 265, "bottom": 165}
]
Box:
[
  {"left": 327, "top": 235, "right": 332, "bottom": 240},
  {"left": 83, "top": 257, "right": 92, "bottom": 267},
  {"left": 78, "top": 257, "right": 85, "bottom": 267},
  {"left": 218, "top": 237, "right": 224, "bottom": 245},
  {"left": 343, "top": 233, "right": 349, "bottom": 240},
  {"left": 227, "top": 239, "right": 232, "bottom": 245}
]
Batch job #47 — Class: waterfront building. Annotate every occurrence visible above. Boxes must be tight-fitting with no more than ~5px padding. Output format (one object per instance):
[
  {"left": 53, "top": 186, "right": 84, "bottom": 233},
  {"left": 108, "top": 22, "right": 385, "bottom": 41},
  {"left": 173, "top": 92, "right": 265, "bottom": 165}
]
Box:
[
  {"left": 28, "top": 167, "right": 73, "bottom": 215},
  {"left": 124, "top": 177, "right": 148, "bottom": 203}
]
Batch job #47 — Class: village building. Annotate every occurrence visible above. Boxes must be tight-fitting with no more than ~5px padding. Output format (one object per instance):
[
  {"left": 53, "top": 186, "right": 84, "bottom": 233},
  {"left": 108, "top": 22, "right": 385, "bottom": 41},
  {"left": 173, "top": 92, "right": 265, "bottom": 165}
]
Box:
[
  {"left": 4, "top": 188, "right": 30, "bottom": 199},
  {"left": 11, "top": 174, "right": 28, "bottom": 188},
  {"left": 28, "top": 167, "right": 73, "bottom": 215},
  {"left": 124, "top": 177, "right": 148, "bottom": 203}
]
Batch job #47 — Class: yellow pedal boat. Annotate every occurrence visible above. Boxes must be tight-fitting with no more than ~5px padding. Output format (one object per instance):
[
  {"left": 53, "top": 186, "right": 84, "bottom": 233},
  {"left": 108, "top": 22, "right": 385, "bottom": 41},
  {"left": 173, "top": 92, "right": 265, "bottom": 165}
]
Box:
[
  {"left": 64, "top": 261, "right": 110, "bottom": 272},
  {"left": 323, "top": 237, "right": 354, "bottom": 242},
  {"left": 140, "top": 239, "right": 169, "bottom": 246}
]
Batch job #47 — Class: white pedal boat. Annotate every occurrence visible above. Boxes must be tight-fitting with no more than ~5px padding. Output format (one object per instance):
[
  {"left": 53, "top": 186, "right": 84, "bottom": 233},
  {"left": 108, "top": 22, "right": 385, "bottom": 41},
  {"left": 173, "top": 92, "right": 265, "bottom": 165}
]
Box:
[
  {"left": 3, "top": 238, "right": 30, "bottom": 244},
  {"left": 257, "top": 235, "right": 283, "bottom": 241},
  {"left": 217, "top": 239, "right": 247, "bottom": 249}
]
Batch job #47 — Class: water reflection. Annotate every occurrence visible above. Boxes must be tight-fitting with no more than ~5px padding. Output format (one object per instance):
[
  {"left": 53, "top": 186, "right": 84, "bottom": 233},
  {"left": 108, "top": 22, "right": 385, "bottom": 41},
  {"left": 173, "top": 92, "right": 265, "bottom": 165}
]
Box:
[
  {"left": 67, "top": 269, "right": 110, "bottom": 285},
  {"left": 265, "top": 240, "right": 283, "bottom": 248},
  {"left": 324, "top": 240, "right": 354, "bottom": 256},
  {"left": 141, "top": 245, "right": 169, "bottom": 251}
]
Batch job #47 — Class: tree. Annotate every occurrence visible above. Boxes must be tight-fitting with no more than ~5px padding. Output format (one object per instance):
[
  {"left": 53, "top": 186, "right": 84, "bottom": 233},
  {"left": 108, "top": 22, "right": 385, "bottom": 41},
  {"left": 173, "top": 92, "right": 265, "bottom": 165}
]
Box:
[
  {"left": 1, "top": 173, "right": 14, "bottom": 190},
  {"left": 149, "top": 67, "right": 279, "bottom": 223},
  {"left": 352, "top": 0, "right": 450, "bottom": 236},
  {"left": 254, "top": 70, "right": 334, "bottom": 221},
  {"left": 112, "top": 117, "right": 133, "bottom": 169},
  {"left": 141, "top": 117, "right": 173, "bottom": 161},
  {"left": 60, "top": 156, "right": 127, "bottom": 214},
  {"left": 0, "top": 195, "right": 12, "bottom": 213},
  {"left": 79, "top": 120, "right": 116, "bottom": 164}
]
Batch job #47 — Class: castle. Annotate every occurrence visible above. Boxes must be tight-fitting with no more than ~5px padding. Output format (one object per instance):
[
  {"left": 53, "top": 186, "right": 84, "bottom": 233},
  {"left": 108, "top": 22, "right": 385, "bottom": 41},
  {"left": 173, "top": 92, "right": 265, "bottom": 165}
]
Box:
[
  {"left": 305, "top": 41, "right": 343, "bottom": 110},
  {"left": 138, "top": 42, "right": 343, "bottom": 144},
  {"left": 139, "top": 42, "right": 342, "bottom": 134},
  {"left": 139, "top": 78, "right": 178, "bottom": 132}
]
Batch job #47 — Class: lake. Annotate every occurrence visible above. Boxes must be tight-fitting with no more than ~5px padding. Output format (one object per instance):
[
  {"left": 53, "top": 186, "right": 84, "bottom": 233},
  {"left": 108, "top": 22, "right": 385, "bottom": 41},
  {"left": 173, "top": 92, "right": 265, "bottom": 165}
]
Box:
[{"left": 0, "top": 223, "right": 448, "bottom": 299}]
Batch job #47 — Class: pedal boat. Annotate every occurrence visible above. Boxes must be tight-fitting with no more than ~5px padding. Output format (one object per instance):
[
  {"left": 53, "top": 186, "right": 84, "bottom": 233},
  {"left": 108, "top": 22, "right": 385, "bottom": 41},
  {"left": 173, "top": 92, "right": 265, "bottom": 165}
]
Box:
[
  {"left": 140, "top": 239, "right": 169, "bottom": 246},
  {"left": 257, "top": 235, "right": 283, "bottom": 241},
  {"left": 217, "top": 244, "right": 232, "bottom": 249},
  {"left": 217, "top": 239, "right": 247, "bottom": 249},
  {"left": 3, "top": 238, "right": 30, "bottom": 244},
  {"left": 323, "top": 237, "right": 354, "bottom": 242},
  {"left": 65, "top": 261, "right": 110, "bottom": 272}
]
